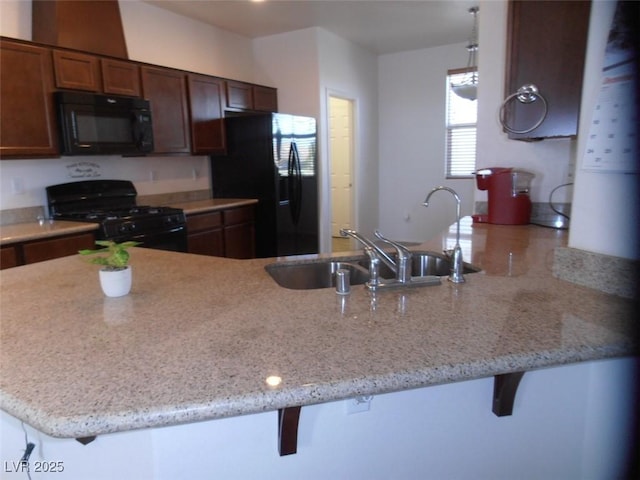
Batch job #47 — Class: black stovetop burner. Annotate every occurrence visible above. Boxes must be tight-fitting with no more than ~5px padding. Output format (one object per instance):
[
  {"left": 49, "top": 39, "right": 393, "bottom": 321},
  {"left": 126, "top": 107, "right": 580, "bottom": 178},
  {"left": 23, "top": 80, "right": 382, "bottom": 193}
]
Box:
[
  {"left": 61, "top": 205, "right": 181, "bottom": 221},
  {"left": 46, "top": 180, "right": 186, "bottom": 243}
]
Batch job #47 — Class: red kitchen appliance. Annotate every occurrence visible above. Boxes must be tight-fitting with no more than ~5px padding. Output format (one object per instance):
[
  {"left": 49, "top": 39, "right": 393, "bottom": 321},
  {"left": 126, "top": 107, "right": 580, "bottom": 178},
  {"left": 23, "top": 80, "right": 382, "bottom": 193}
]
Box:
[{"left": 473, "top": 167, "right": 535, "bottom": 225}]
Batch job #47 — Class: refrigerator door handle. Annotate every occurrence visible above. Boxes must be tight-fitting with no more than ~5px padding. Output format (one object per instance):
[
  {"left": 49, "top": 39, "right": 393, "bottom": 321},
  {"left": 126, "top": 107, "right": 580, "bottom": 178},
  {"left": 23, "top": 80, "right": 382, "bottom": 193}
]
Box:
[{"left": 288, "top": 142, "right": 302, "bottom": 225}]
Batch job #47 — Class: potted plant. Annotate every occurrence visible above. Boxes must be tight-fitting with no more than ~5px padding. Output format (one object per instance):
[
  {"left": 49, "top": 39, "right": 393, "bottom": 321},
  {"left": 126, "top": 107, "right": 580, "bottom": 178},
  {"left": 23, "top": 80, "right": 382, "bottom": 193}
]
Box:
[{"left": 79, "top": 240, "right": 141, "bottom": 297}]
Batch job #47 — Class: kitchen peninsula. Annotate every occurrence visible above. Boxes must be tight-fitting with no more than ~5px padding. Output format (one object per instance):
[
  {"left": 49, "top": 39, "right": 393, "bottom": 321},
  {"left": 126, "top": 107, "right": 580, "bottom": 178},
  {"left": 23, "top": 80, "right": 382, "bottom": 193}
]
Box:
[{"left": 0, "top": 219, "right": 637, "bottom": 479}]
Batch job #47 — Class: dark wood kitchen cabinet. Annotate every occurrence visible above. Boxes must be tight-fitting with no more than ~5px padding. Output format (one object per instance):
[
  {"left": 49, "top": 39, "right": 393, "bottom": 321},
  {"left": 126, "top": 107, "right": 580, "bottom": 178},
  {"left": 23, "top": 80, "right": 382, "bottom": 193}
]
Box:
[
  {"left": 0, "top": 39, "right": 59, "bottom": 158},
  {"left": 223, "top": 206, "right": 255, "bottom": 259},
  {"left": 503, "top": 0, "right": 590, "bottom": 140},
  {"left": 1, "top": 231, "right": 96, "bottom": 269},
  {"left": 101, "top": 58, "right": 141, "bottom": 97},
  {"left": 141, "top": 65, "right": 191, "bottom": 154},
  {"left": 53, "top": 50, "right": 142, "bottom": 97},
  {"left": 52, "top": 50, "right": 141, "bottom": 96},
  {"left": 0, "top": 246, "right": 19, "bottom": 270},
  {"left": 187, "top": 211, "right": 224, "bottom": 257},
  {"left": 52, "top": 49, "right": 101, "bottom": 92},
  {"left": 186, "top": 205, "right": 255, "bottom": 259},
  {"left": 187, "top": 73, "right": 226, "bottom": 155},
  {"left": 225, "top": 80, "right": 278, "bottom": 113},
  {"left": 22, "top": 232, "right": 96, "bottom": 264}
]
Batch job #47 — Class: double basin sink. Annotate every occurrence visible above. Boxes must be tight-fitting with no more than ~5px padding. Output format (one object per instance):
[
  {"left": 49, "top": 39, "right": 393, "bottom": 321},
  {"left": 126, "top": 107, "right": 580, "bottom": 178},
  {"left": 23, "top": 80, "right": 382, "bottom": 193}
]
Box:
[{"left": 265, "top": 251, "right": 480, "bottom": 290}]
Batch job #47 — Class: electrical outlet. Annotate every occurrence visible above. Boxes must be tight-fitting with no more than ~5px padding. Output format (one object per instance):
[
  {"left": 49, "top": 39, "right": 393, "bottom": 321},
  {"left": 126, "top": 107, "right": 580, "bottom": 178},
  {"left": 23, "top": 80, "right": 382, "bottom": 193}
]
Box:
[
  {"left": 346, "top": 395, "right": 373, "bottom": 414},
  {"left": 149, "top": 170, "right": 157, "bottom": 182}
]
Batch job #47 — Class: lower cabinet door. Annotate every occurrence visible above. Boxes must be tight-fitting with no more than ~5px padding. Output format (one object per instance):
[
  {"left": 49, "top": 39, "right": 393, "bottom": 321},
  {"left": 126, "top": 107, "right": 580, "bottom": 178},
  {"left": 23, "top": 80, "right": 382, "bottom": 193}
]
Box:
[
  {"left": 224, "top": 223, "right": 255, "bottom": 259},
  {"left": 187, "top": 229, "right": 224, "bottom": 257},
  {"left": 0, "top": 246, "right": 19, "bottom": 270}
]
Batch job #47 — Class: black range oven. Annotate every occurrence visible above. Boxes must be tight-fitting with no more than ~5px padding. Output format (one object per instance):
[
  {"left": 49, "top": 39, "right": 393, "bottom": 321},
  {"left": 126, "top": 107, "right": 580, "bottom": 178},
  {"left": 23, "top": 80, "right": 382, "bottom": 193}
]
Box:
[{"left": 46, "top": 180, "right": 187, "bottom": 253}]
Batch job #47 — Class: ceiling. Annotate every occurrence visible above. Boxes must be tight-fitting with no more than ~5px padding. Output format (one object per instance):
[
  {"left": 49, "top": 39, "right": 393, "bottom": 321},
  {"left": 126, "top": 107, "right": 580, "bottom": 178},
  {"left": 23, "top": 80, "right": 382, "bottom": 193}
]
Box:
[{"left": 143, "top": 0, "right": 479, "bottom": 55}]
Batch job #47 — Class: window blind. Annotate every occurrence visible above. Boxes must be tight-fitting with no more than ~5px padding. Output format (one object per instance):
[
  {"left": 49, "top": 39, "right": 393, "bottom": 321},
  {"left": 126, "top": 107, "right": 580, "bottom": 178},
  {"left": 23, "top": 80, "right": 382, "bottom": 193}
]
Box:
[{"left": 446, "top": 70, "right": 477, "bottom": 178}]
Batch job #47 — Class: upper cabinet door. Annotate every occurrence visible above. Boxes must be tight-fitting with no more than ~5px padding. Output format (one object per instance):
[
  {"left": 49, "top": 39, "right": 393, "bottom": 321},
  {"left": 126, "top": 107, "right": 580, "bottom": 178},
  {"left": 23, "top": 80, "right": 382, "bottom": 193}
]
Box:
[
  {"left": 187, "top": 73, "right": 226, "bottom": 155},
  {"left": 225, "top": 80, "right": 253, "bottom": 110},
  {"left": 52, "top": 49, "right": 101, "bottom": 92},
  {"left": 141, "top": 66, "right": 191, "bottom": 154},
  {"left": 504, "top": 0, "right": 591, "bottom": 140},
  {"left": 253, "top": 85, "right": 278, "bottom": 112},
  {"left": 102, "top": 58, "right": 141, "bottom": 97},
  {"left": 0, "top": 40, "right": 59, "bottom": 158},
  {"left": 225, "top": 80, "right": 278, "bottom": 113}
]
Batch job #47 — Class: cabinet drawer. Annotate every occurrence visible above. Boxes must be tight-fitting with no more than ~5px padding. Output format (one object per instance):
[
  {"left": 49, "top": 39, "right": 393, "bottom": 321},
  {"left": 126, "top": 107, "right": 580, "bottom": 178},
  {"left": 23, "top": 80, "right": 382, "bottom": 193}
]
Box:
[
  {"left": 22, "top": 232, "right": 95, "bottom": 264},
  {"left": 187, "top": 212, "right": 222, "bottom": 232},
  {"left": 223, "top": 207, "right": 254, "bottom": 226}
]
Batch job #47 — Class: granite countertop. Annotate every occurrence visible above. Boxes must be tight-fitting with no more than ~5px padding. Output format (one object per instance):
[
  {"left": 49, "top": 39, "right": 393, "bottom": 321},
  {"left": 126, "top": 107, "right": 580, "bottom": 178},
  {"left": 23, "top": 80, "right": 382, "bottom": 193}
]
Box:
[
  {"left": 169, "top": 198, "right": 258, "bottom": 215},
  {"left": 0, "top": 199, "right": 257, "bottom": 246},
  {"left": 0, "top": 219, "right": 637, "bottom": 439},
  {"left": 0, "top": 220, "right": 99, "bottom": 245}
]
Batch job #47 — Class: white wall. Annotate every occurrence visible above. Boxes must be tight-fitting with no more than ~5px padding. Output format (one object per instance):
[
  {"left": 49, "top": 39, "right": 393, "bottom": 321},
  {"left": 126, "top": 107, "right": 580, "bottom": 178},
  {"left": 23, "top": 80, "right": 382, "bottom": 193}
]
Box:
[
  {"left": 119, "top": 0, "right": 255, "bottom": 81},
  {"left": 253, "top": 28, "right": 321, "bottom": 118},
  {"left": 0, "top": 0, "right": 31, "bottom": 40},
  {"left": 0, "top": 156, "right": 210, "bottom": 213},
  {"left": 378, "top": 43, "right": 475, "bottom": 243},
  {"left": 570, "top": 0, "right": 639, "bottom": 260},
  {"left": 316, "top": 29, "right": 379, "bottom": 249}
]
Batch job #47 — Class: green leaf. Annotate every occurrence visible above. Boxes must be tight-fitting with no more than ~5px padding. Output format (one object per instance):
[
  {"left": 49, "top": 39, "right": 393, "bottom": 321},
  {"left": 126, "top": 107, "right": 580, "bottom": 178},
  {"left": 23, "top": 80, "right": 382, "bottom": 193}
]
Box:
[{"left": 77, "top": 240, "right": 141, "bottom": 267}]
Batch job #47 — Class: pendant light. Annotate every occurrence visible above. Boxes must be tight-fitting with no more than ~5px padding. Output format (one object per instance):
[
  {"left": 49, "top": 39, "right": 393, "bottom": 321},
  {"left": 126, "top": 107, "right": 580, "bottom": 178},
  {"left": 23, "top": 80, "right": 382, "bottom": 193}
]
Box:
[{"left": 451, "top": 6, "right": 479, "bottom": 101}]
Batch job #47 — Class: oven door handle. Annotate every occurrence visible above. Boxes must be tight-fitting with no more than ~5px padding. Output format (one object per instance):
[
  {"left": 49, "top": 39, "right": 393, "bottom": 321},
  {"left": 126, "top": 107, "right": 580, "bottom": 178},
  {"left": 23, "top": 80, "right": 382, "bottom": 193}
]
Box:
[{"left": 109, "top": 225, "right": 187, "bottom": 252}]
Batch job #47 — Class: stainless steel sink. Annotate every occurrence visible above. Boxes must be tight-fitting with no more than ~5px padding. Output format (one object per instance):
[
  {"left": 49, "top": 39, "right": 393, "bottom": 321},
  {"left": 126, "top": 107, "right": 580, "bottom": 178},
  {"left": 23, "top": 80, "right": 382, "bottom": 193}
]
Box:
[
  {"left": 265, "top": 260, "right": 370, "bottom": 290},
  {"left": 265, "top": 251, "right": 480, "bottom": 290}
]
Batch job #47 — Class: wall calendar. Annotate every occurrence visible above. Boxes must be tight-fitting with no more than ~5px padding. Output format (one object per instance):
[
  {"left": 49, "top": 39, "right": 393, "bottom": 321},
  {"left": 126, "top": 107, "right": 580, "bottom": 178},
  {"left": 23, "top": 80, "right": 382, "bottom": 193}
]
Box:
[{"left": 582, "top": 1, "right": 638, "bottom": 173}]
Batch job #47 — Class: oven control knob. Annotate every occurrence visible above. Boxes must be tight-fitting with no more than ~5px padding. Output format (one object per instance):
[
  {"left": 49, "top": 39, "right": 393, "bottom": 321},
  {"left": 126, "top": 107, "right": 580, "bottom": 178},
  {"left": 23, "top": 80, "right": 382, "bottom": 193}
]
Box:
[{"left": 119, "top": 222, "right": 136, "bottom": 233}]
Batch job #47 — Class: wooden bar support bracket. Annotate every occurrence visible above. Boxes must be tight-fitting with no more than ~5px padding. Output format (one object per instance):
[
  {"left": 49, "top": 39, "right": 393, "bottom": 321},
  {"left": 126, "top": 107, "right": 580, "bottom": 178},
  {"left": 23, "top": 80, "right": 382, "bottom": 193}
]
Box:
[
  {"left": 278, "top": 406, "right": 302, "bottom": 456},
  {"left": 492, "top": 371, "right": 525, "bottom": 417},
  {"left": 75, "top": 436, "right": 96, "bottom": 445}
]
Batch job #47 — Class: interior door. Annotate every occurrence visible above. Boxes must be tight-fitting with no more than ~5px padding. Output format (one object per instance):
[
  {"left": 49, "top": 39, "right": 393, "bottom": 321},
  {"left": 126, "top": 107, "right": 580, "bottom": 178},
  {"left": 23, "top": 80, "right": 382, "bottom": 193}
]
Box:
[{"left": 329, "top": 96, "right": 354, "bottom": 237}]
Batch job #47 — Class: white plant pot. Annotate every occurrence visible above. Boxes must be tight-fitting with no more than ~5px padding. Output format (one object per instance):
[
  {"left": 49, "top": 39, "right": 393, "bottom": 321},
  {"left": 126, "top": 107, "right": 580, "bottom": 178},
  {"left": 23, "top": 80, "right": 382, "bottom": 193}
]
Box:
[{"left": 99, "top": 266, "right": 132, "bottom": 297}]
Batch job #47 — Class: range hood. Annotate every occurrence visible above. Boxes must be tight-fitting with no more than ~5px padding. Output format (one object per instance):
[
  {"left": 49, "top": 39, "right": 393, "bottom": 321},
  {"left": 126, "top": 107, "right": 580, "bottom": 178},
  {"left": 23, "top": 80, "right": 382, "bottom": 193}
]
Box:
[{"left": 32, "top": 0, "right": 128, "bottom": 58}]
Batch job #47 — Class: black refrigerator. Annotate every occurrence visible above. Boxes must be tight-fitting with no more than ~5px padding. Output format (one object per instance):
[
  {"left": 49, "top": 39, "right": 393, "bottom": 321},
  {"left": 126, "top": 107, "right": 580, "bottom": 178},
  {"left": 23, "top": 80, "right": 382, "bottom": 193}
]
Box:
[{"left": 211, "top": 113, "right": 318, "bottom": 258}]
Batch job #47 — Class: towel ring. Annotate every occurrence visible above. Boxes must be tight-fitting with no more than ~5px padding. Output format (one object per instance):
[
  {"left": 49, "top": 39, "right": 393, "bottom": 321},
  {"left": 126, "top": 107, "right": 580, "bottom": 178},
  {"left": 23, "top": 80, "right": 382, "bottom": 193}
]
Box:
[{"left": 499, "top": 84, "right": 548, "bottom": 134}]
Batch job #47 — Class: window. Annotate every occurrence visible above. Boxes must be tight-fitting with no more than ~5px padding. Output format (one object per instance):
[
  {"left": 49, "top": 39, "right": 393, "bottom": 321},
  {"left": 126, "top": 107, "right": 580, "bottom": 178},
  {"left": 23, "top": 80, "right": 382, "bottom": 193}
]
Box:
[{"left": 446, "top": 68, "right": 477, "bottom": 178}]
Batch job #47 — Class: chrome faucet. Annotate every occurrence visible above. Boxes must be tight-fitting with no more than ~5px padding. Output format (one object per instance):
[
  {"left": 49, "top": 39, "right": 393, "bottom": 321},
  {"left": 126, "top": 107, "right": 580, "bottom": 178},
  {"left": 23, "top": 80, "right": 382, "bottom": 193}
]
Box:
[
  {"left": 340, "top": 228, "right": 441, "bottom": 291},
  {"left": 339, "top": 228, "right": 397, "bottom": 274},
  {"left": 340, "top": 228, "right": 412, "bottom": 289},
  {"left": 423, "top": 186, "right": 465, "bottom": 283},
  {"left": 373, "top": 230, "right": 413, "bottom": 283}
]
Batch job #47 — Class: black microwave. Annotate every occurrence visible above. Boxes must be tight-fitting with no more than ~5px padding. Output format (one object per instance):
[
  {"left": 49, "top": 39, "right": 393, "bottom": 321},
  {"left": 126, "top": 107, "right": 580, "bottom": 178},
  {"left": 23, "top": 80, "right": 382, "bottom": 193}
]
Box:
[{"left": 55, "top": 91, "right": 154, "bottom": 155}]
